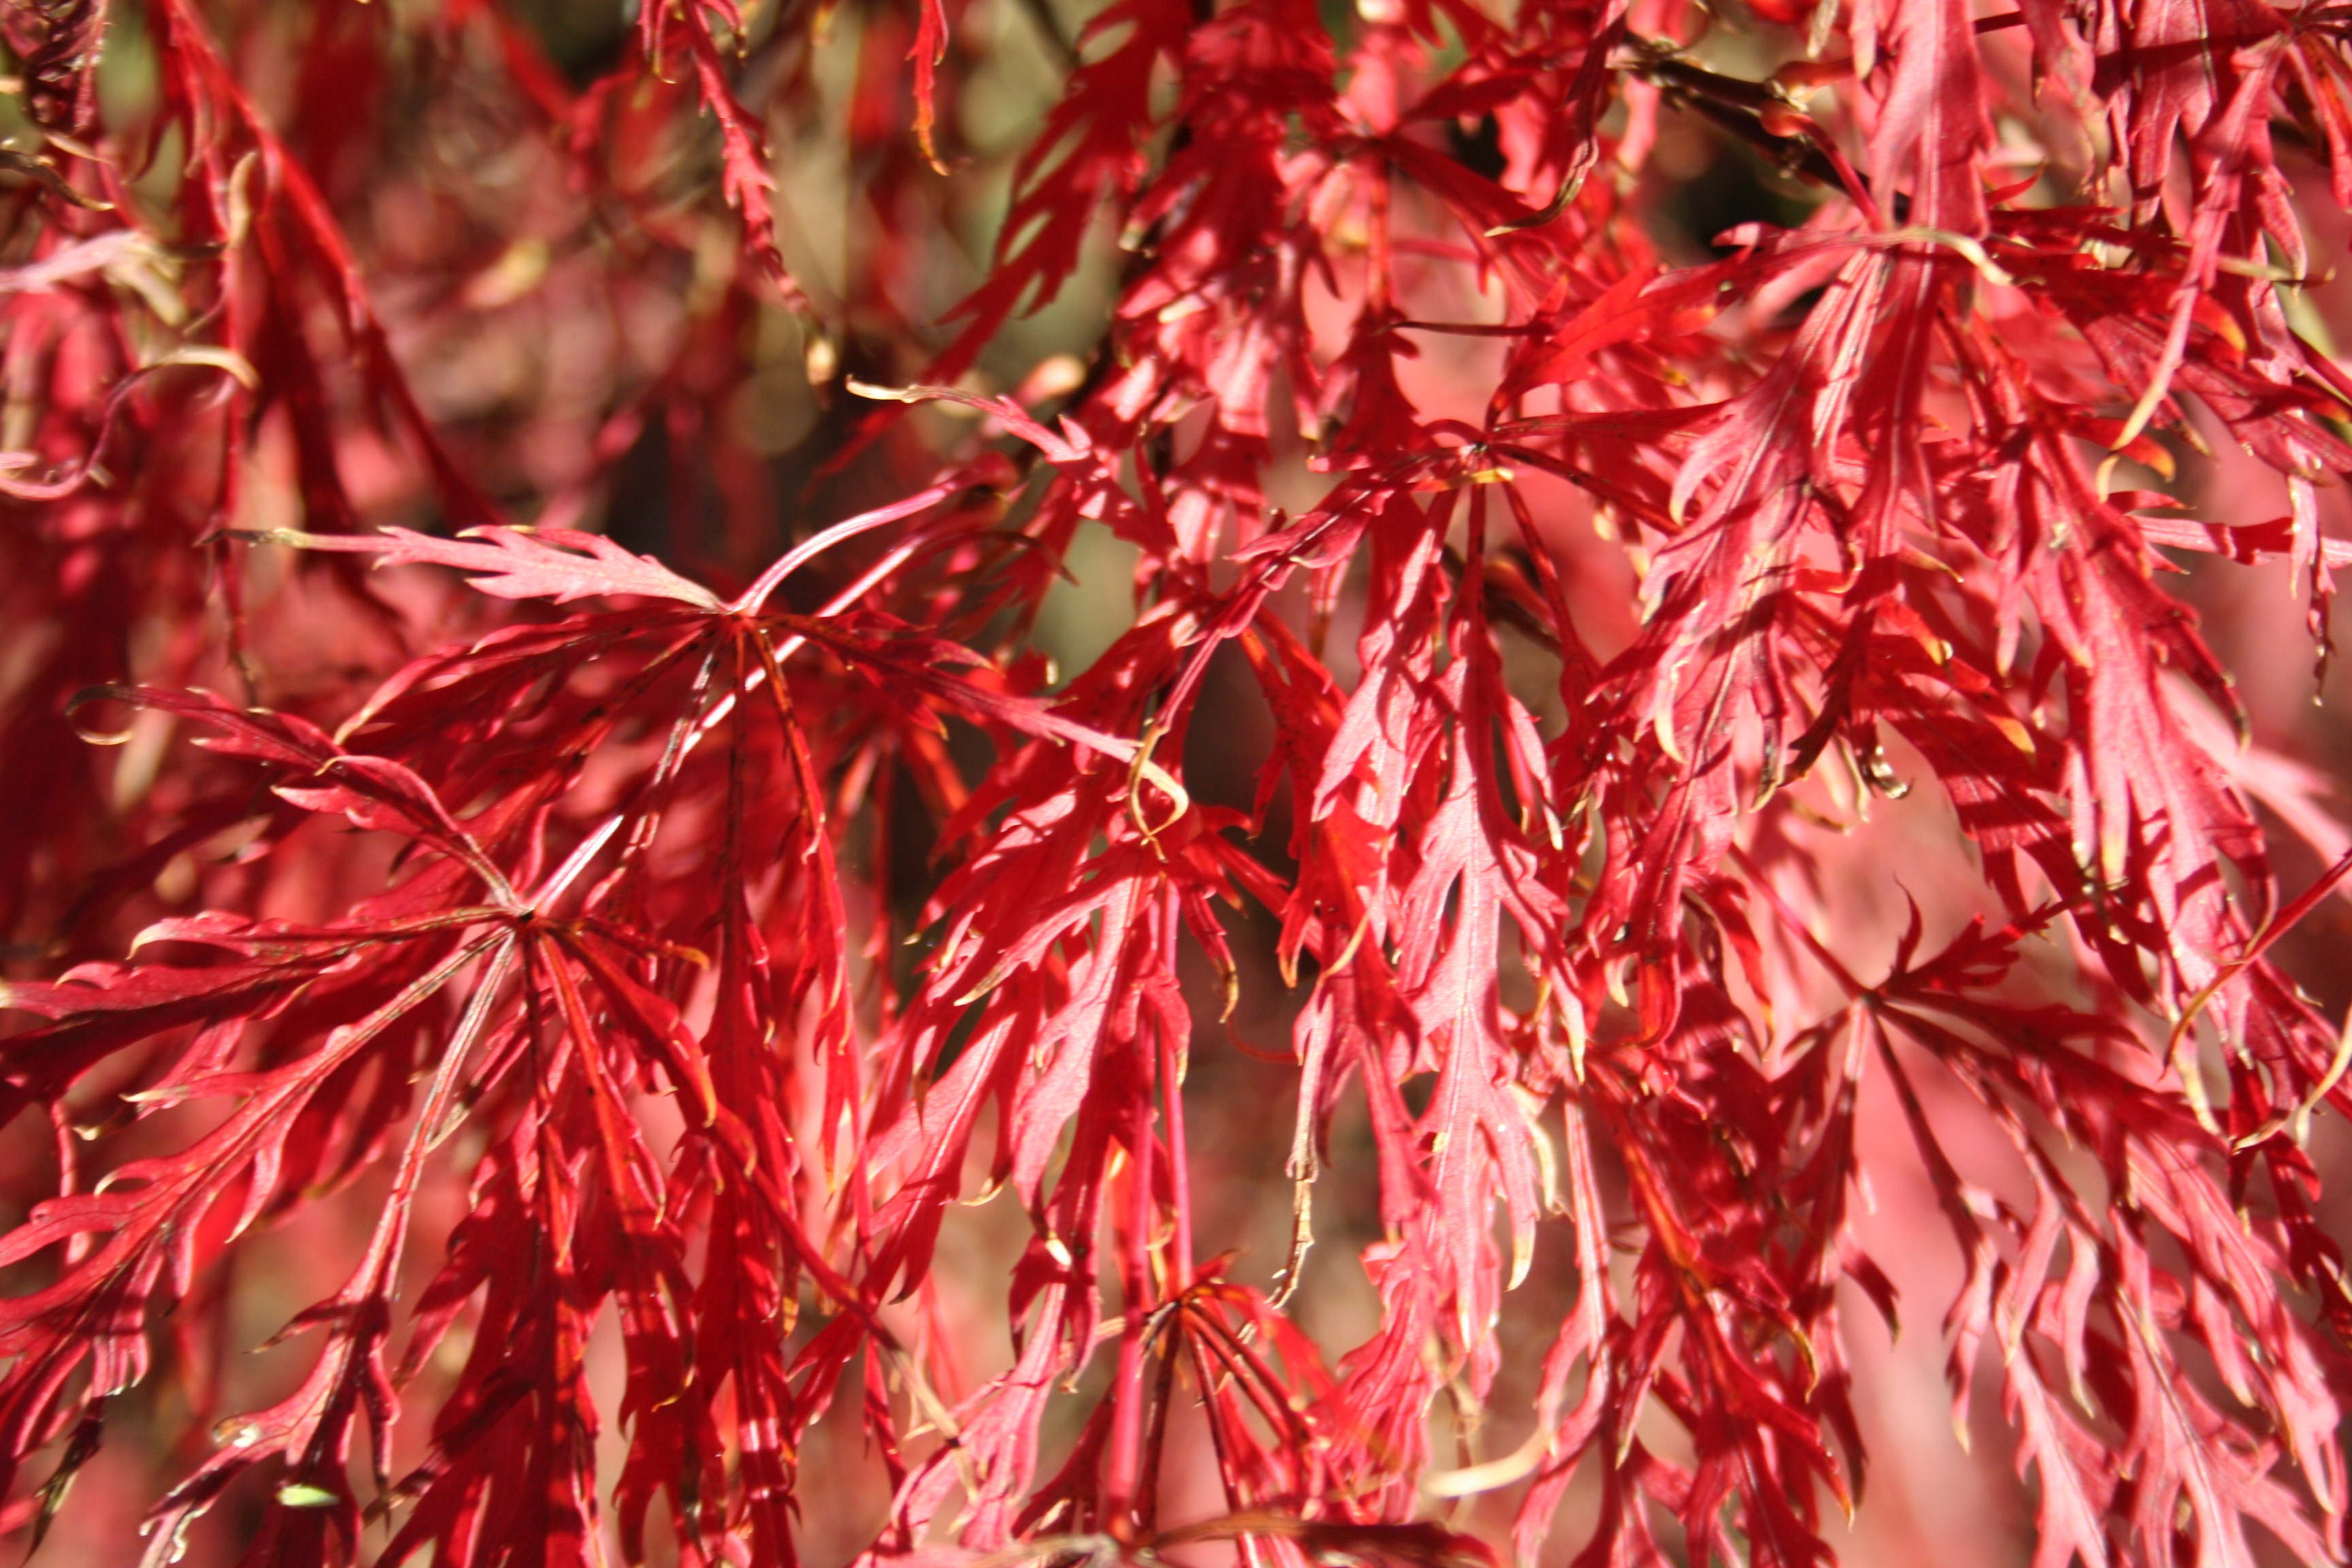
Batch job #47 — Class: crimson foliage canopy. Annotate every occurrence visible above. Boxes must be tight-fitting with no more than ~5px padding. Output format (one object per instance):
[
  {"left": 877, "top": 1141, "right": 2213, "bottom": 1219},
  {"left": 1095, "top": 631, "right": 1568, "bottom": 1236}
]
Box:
[{"left": 1, "top": 0, "right": 2351, "bottom": 1564}]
